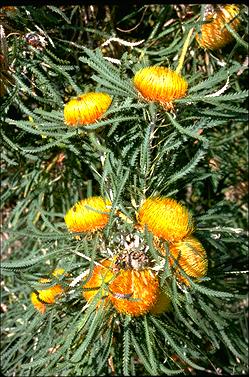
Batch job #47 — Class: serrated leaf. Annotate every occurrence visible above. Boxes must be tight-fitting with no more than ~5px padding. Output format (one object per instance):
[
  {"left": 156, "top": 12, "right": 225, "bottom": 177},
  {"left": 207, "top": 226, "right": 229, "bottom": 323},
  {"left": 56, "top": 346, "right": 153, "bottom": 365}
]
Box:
[{"left": 1, "top": 250, "right": 60, "bottom": 270}]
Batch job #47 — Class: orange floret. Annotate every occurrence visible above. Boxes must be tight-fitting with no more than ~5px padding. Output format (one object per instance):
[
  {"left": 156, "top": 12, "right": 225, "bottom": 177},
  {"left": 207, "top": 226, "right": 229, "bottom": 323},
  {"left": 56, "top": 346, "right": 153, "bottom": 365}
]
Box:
[
  {"left": 109, "top": 269, "right": 160, "bottom": 316},
  {"left": 30, "top": 292, "right": 46, "bottom": 314},
  {"left": 133, "top": 66, "right": 188, "bottom": 110},
  {"left": 30, "top": 268, "right": 65, "bottom": 314},
  {"left": 64, "top": 92, "right": 112, "bottom": 126},
  {"left": 137, "top": 197, "right": 194, "bottom": 243},
  {"left": 196, "top": 4, "right": 240, "bottom": 50},
  {"left": 64, "top": 196, "right": 111, "bottom": 233},
  {"left": 168, "top": 236, "right": 208, "bottom": 285}
]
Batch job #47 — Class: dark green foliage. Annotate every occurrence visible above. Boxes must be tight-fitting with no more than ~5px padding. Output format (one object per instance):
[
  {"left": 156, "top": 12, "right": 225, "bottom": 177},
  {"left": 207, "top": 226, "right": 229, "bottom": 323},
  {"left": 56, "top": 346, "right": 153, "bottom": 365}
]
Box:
[{"left": 1, "top": 4, "right": 248, "bottom": 376}]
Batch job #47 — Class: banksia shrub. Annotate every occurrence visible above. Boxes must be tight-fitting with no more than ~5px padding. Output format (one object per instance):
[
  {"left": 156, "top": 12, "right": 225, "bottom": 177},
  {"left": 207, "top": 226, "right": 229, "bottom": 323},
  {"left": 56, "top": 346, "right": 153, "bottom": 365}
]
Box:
[
  {"left": 168, "top": 236, "right": 208, "bottom": 285},
  {"left": 64, "top": 196, "right": 111, "bottom": 233},
  {"left": 30, "top": 268, "right": 65, "bottom": 314},
  {"left": 83, "top": 259, "right": 114, "bottom": 306},
  {"left": 109, "top": 269, "right": 160, "bottom": 316},
  {"left": 64, "top": 92, "right": 112, "bottom": 126},
  {"left": 133, "top": 66, "right": 188, "bottom": 110},
  {"left": 196, "top": 4, "right": 240, "bottom": 50},
  {"left": 137, "top": 197, "right": 194, "bottom": 243},
  {"left": 1, "top": 4, "right": 248, "bottom": 377}
]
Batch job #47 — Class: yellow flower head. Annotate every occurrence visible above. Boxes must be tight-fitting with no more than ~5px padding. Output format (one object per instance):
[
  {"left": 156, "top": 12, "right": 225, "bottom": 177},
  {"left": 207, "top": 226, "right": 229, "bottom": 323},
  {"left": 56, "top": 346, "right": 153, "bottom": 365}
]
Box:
[
  {"left": 168, "top": 236, "right": 208, "bottom": 285},
  {"left": 196, "top": 4, "right": 240, "bottom": 50},
  {"left": 109, "top": 269, "right": 159, "bottom": 316},
  {"left": 83, "top": 259, "right": 115, "bottom": 306},
  {"left": 133, "top": 66, "right": 188, "bottom": 110},
  {"left": 64, "top": 92, "right": 112, "bottom": 126},
  {"left": 137, "top": 197, "right": 194, "bottom": 243},
  {"left": 30, "top": 268, "right": 65, "bottom": 314},
  {"left": 149, "top": 289, "right": 171, "bottom": 315},
  {"left": 64, "top": 196, "right": 111, "bottom": 233}
]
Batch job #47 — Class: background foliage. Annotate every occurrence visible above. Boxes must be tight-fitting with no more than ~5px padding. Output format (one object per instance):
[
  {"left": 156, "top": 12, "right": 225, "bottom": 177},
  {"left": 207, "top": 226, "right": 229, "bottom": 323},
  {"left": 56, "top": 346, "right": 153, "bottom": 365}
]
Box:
[{"left": 1, "top": 4, "right": 248, "bottom": 376}]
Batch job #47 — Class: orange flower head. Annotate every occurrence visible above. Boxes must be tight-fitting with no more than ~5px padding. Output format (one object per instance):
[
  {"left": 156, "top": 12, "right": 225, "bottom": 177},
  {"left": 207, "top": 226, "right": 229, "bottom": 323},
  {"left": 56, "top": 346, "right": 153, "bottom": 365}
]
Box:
[
  {"left": 109, "top": 269, "right": 160, "bottom": 316},
  {"left": 64, "top": 196, "right": 111, "bottom": 233},
  {"left": 137, "top": 197, "right": 194, "bottom": 243},
  {"left": 83, "top": 259, "right": 115, "bottom": 306},
  {"left": 196, "top": 4, "right": 240, "bottom": 50},
  {"left": 149, "top": 290, "right": 171, "bottom": 315},
  {"left": 64, "top": 92, "right": 112, "bottom": 126},
  {"left": 30, "top": 292, "right": 46, "bottom": 314},
  {"left": 30, "top": 268, "right": 65, "bottom": 314},
  {"left": 168, "top": 236, "right": 208, "bottom": 285},
  {"left": 133, "top": 66, "right": 188, "bottom": 110}
]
